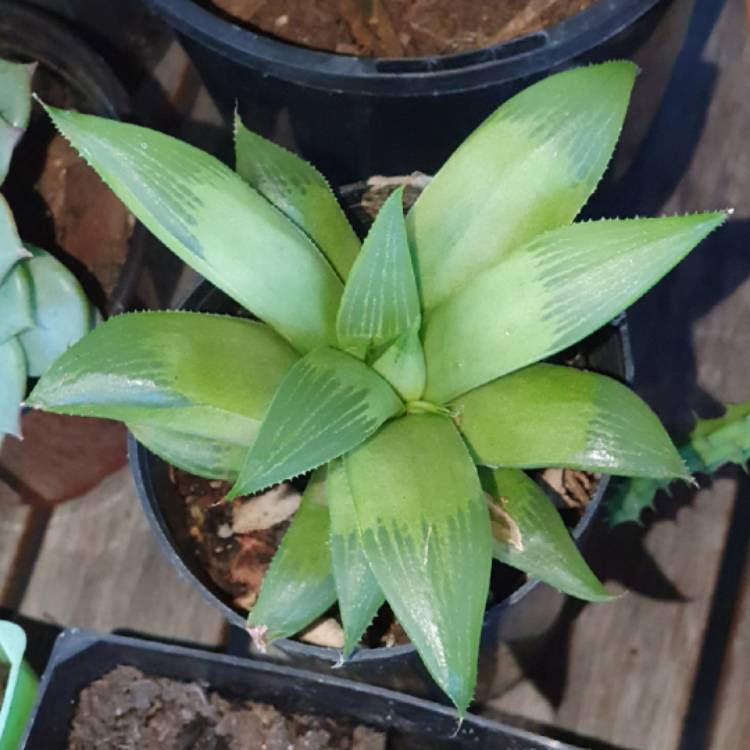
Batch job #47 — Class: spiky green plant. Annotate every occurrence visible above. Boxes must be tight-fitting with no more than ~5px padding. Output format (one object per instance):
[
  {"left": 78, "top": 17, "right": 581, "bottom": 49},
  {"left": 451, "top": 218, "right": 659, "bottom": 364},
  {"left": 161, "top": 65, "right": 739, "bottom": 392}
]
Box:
[
  {"left": 0, "top": 59, "right": 94, "bottom": 444},
  {"left": 607, "top": 402, "right": 750, "bottom": 526},
  {"left": 27, "top": 61, "right": 726, "bottom": 712}
]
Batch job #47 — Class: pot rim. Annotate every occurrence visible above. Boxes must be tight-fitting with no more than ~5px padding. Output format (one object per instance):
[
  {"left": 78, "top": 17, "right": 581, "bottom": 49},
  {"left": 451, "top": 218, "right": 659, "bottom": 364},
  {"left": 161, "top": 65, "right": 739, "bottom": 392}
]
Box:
[
  {"left": 0, "top": 1, "right": 129, "bottom": 120},
  {"left": 23, "top": 628, "right": 579, "bottom": 748},
  {"left": 143, "top": 0, "right": 663, "bottom": 96},
  {"left": 129, "top": 279, "right": 634, "bottom": 666}
]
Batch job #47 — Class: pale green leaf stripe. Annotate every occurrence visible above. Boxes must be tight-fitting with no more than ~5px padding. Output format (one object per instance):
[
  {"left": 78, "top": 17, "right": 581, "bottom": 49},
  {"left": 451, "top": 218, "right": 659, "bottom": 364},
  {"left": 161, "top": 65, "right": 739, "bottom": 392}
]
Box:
[
  {"left": 481, "top": 467, "right": 612, "bottom": 602},
  {"left": 44, "top": 106, "right": 343, "bottom": 352},
  {"left": 0, "top": 262, "right": 33, "bottom": 343},
  {"left": 408, "top": 61, "right": 637, "bottom": 309},
  {"left": 327, "top": 458, "right": 384, "bottom": 657},
  {"left": 337, "top": 188, "right": 420, "bottom": 353},
  {"left": 0, "top": 337, "right": 25, "bottom": 437},
  {"left": 128, "top": 406, "right": 260, "bottom": 481},
  {"left": 345, "top": 414, "right": 492, "bottom": 713},
  {"left": 454, "top": 363, "right": 687, "bottom": 479},
  {"left": 0, "top": 59, "right": 33, "bottom": 182},
  {"left": 27, "top": 311, "right": 297, "bottom": 424},
  {"left": 247, "top": 467, "right": 337, "bottom": 642},
  {"left": 229, "top": 346, "right": 403, "bottom": 498},
  {"left": 372, "top": 324, "right": 426, "bottom": 402},
  {"left": 0, "top": 196, "right": 28, "bottom": 282},
  {"left": 18, "top": 246, "right": 95, "bottom": 377},
  {"left": 234, "top": 116, "right": 360, "bottom": 280},
  {"left": 424, "top": 213, "right": 726, "bottom": 402}
]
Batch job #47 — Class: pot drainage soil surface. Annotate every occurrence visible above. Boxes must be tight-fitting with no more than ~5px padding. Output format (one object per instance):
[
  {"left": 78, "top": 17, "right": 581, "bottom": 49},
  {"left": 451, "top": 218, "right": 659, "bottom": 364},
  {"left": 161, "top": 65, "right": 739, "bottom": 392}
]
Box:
[
  {"left": 67, "top": 665, "right": 386, "bottom": 749},
  {"left": 173, "top": 465, "right": 593, "bottom": 648},
  {"left": 208, "top": 0, "right": 599, "bottom": 57}
]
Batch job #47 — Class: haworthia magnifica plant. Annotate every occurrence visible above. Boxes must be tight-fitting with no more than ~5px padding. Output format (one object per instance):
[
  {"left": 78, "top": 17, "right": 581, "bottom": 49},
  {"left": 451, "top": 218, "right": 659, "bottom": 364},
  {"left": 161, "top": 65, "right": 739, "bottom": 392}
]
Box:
[
  {"left": 28, "top": 61, "right": 726, "bottom": 712},
  {"left": 0, "top": 59, "right": 93, "bottom": 444}
]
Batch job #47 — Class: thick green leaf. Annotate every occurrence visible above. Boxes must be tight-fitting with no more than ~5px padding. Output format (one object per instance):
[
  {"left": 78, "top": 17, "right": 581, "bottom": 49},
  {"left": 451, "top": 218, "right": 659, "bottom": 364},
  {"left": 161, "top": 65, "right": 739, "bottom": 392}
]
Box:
[
  {"left": 372, "top": 324, "right": 426, "bottom": 402},
  {"left": 0, "top": 620, "right": 37, "bottom": 750},
  {"left": 345, "top": 414, "right": 492, "bottom": 713},
  {"left": 128, "top": 406, "right": 260, "bottom": 480},
  {"left": 408, "top": 61, "right": 637, "bottom": 309},
  {"left": 0, "top": 196, "right": 28, "bottom": 282},
  {"left": 327, "top": 458, "right": 384, "bottom": 657},
  {"left": 228, "top": 347, "right": 403, "bottom": 498},
  {"left": 0, "top": 261, "right": 33, "bottom": 343},
  {"left": 605, "top": 476, "right": 667, "bottom": 528},
  {"left": 454, "top": 363, "right": 687, "bottom": 479},
  {"left": 18, "top": 247, "right": 94, "bottom": 377},
  {"left": 28, "top": 312, "right": 298, "bottom": 426},
  {"left": 337, "top": 188, "right": 420, "bottom": 354},
  {"left": 607, "top": 401, "right": 750, "bottom": 526},
  {"left": 44, "top": 105, "right": 343, "bottom": 352},
  {"left": 0, "top": 337, "right": 25, "bottom": 437},
  {"left": 0, "top": 60, "right": 32, "bottom": 131},
  {"left": 234, "top": 116, "right": 359, "bottom": 280},
  {"left": 0, "top": 59, "right": 32, "bottom": 182},
  {"left": 683, "top": 401, "right": 750, "bottom": 474},
  {"left": 481, "top": 467, "right": 612, "bottom": 602},
  {"left": 247, "top": 468, "right": 337, "bottom": 645},
  {"left": 424, "top": 214, "right": 726, "bottom": 402}
]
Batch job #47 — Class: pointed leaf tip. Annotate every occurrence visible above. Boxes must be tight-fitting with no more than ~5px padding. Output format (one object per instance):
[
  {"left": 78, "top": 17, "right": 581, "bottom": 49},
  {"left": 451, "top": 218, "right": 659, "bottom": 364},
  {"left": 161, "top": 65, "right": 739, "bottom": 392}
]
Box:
[
  {"left": 425, "top": 213, "right": 726, "bottom": 402},
  {"left": 453, "top": 364, "right": 688, "bottom": 480},
  {"left": 43, "top": 104, "right": 343, "bottom": 352},
  {"left": 327, "top": 458, "right": 384, "bottom": 657},
  {"left": 0, "top": 338, "right": 26, "bottom": 438},
  {"left": 29, "top": 312, "right": 297, "bottom": 478},
  {"left": 482, "top": 467, "right": 613, "bottom": 602},
  {"left": 228, "top": 347, "right": 403, "bottom": 499},
  {"left": 233, "top": 115, "right": 360, "bottom": 279},
  {"left": 346, "top": 415, "right": 492, "bottom": 712},
  {"left": 337, "top": 187, "right": 420, "bottom": 354},
  {"left": 246, "top": 468, "right": 337, "bottom": 643},
  {"left": 408, "top": 60, "right": 637, "bottom": 310}
]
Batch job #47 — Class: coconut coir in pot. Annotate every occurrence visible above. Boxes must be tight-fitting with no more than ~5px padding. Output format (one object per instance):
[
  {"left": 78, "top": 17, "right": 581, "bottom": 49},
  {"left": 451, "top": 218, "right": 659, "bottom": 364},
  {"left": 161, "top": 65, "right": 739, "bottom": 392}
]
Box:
[{"left": 209, "top": 0, "right": 599, "bottom": 57}]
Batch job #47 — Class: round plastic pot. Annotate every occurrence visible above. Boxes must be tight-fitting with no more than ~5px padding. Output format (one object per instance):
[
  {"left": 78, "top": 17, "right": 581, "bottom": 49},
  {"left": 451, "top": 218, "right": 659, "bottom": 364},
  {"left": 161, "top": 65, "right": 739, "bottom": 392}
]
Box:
[
  {"left": 143, "top": 0, "right": 688, "bottom": 184},
  {"left": 0, "top": 1, "right": 138, "bottom": 317},
  {"left": 0, "top": 622, "right": 37, "bottom": 750},
  {"left": 130, "top": 279, "right": 633, "bottom": 703},
  {"left": 21, "top": 628, "right": 584, "bottom": 749},
  {"left": 0, "top": 2, "right": 127, "bottom": 120}
]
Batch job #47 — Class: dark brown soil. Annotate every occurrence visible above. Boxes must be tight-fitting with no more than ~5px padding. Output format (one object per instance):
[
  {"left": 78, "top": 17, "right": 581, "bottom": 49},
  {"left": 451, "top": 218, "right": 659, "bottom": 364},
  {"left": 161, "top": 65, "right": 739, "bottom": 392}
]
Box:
[
  {"left": 173, "top": 468, "right": 290, "bottom": 613},
  {"left": 67, "top": 665, "right": 386, "bottom": 750},
  {"left": 173, "top": 466, "right": 591, "bottom": 650},
  {"left": 209, "top": 0, "right": 599, "bottom": 57}
]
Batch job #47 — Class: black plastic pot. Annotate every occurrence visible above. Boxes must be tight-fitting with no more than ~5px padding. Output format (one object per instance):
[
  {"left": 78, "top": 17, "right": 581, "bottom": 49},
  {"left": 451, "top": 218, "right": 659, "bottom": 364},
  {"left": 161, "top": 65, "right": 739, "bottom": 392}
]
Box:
[
  {"left": 0, "top": 1, "right": 137, "bottom": 317},
  {"left": 0, "top": 2, "right": 127, "bottom": 120},
  {"left": 130, "top": 275, "right": 633, "bottom": 703},
  {"left": 142, "top": 0, "right": 691, "bottom": 184},
  {"left": 21, "top": 629, "right": 584, "bottom": 749}
]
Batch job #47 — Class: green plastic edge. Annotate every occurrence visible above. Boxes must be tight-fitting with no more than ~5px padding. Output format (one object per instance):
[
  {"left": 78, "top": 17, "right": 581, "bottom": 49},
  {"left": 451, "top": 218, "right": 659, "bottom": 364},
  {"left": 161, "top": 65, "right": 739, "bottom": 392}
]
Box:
[{"left": 0, "top": 622, "right": 37, "bottom": 750}]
